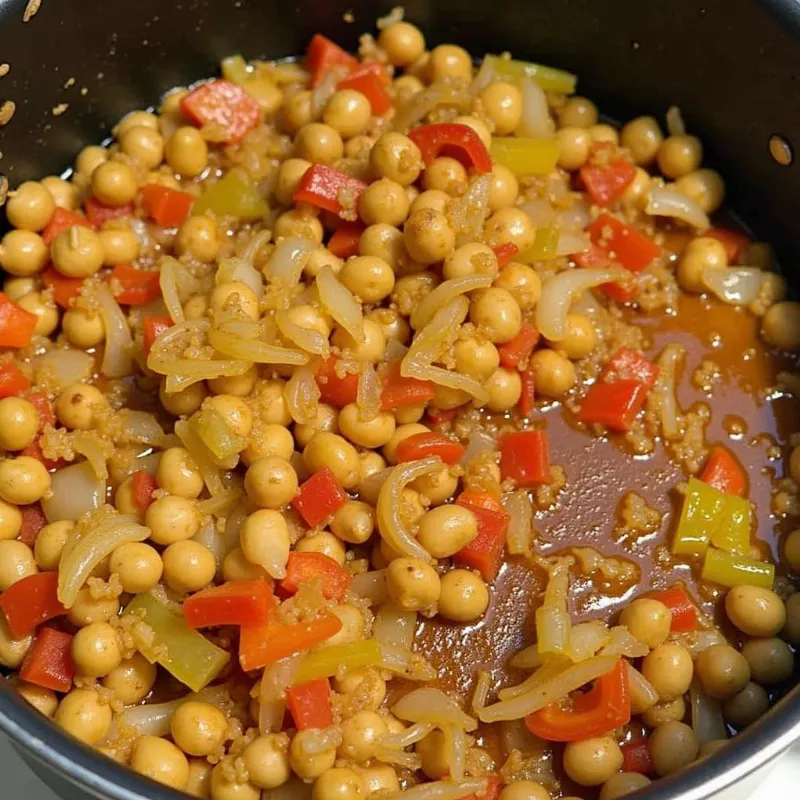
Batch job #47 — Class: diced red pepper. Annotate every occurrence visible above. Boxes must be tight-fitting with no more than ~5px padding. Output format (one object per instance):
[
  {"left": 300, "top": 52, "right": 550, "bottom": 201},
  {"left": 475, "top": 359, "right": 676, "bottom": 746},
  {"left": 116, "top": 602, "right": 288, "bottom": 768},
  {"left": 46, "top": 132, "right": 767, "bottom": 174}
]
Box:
[
  {"left": 602, "top": 347, "right": 659, "bottom": 389},
  {"left": 396, "top": 431, "right": 466, "bottom": 465},
  {"left": 704, "top": 228, "right": 749, "bottom": 264},
  {"left": 579, "top": 146, "right": 637, "bottom": 206},
  {"left": 286, "top": 678, "right": 333, "bottom": 730},
  {"left": 131, "top": 470, "right": 158, "bottom": 513},
  {"left": 499, "top": 430, "right": 551, "bottom": 487},
  {"left": 110, "top": 265, "right": 161, "bottom": 306},
  {"left": 380, "top": 360, "right": 436, "bottom": 411},
  {"left": 525, "top": 658, "right": 630, "bottom": 741},
  {"left": 518, "top": 368, "right": 536, "bottom": 417},
  {"left": 621, "top": 739, "right": 654, "bottom": 776},
  {"left": 41, "top": 267, "right": 84, "bottom": 309},
  {"left": 143, "top": 315, "right": 174, "bottom": 358},
  {"left": 424, "top": 406, "right": 458, "bottom": 426},
  {"left": 291, "top": 468, "right": 348, "bottom": 528},
  {"left": 83, "top": 197, "right": 133, "bottom": 227},
  {"left": 42, "top": 208, "right": 92, "bottom": 246},
  {"left": 184, "top": 580, "right": 274, "bottom": 629},
  {"left": 574, "top": 244, "right": 638, "bottom": 301},
  {"left": 454, "top": 490, "right": 510, "bottom": 581},
  {"left": 408, "top": 123, "right": 493, "bottom": 174},
  {"left": 316, "top": 357, "right": 360, "bottom": 407},
  {"left": 293, "top": 164, "right": 367, "bottom": 217},
  {"left": 140, "top": 184, "right": 194, "bottom": 228},
  {"left": 338, "top": 62, "right": 392, "bottom": 116},
  {"left": 0, "top": 571, "right": 67, "bottom": 637},
  {"left": 327, "top": 221, "right": 365, "bottom": 259},
  {"left": 497, "top": 323, "right": 540, "bottom": 369},
  {"left": 19, "top": 627, "right": 74, "bottom": 692},
  {"left": 700, "top": 445, "right": 747, "bottom": 497},
  {"left": 180, "top": 80, "right": 260, "bottom": 144},
  {"left": 0, "top": 293, "right": 38, "bottom": 349},
  {"left": 586, "top": 214, "right": 661, "bottom": 273},
  {"left": 20, "top": 440, "right": 60, "bottom": 471},
  {"left": 25, "top": 391, "right": 56, "bottom": 430},
  {"left": 19, "top": 505, "right": 46, "bottom": 545},
  {"left": 577, "top": 380, "right": 647, "bottom": 432},
  {"left": 0, "top": 360, "right": 31, "bottom": 398},
  {"left": 306, "top": 35, "right": 359, "bottom": 88},
  {"left": 647, "top": 584, "right": 699, "bottom": 632},
  {"left": 493, "top": 243, "right": 520, "bottom": 268},
  {"left": 279, "top": 553, "right": 351, "bottom": 602}
]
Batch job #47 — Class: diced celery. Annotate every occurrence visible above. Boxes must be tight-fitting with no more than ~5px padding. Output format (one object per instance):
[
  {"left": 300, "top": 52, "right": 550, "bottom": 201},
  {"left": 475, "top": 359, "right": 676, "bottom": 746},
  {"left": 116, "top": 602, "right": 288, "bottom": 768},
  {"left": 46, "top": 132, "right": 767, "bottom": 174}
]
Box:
[
  {"left": 484, "top": 54, "right": 577, "bottom": 94},
  {"left": 490, "top": 137, "right": 560, "bottom": 176},
  {"left": 193, "top": 172, "right": 268, "bottom": 220}
]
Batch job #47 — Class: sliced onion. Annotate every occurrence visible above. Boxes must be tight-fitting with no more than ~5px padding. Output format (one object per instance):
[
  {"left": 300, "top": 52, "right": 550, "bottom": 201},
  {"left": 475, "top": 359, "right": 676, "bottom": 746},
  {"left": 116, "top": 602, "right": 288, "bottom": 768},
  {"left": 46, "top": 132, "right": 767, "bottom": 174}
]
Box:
[
  {"left": 702, "top": 266, "right": 764, "bottom": 305},
  {"left": 197, "top": 488, "right": 243, "bottom": 519},
  {"left": 72, "top": 434, "right": 111, "bottom": 479},
  {"left": 410, "top": 275, "right": 492, "bottom": 332},
  {"left": 443, "top": 724, "right": 467, "bottom": 780},
  {"left": 379, "top": 722, "right": 434, "bottom": 750},
  {"left": 293, "top": 726, "right": 342, "bottom": 756},
  {"left": 192, "top": 519, "right": 226, "bottom": 568},
  {"left": 666, "top": 105, "right": 686, "bottom": 136},
  {"left": 357, "top": 362, "right": 381, "bottom": 421},
  {"left": 174, "top": 419, "right": 226, "bottom": 496},
  {"left": 461, "top": 430, "right": 496, "bottom": 465},
  {"left": 240, "top": 228, "right": 272, "bottom": 265},
  {"left": 393, "top": 687, "right": 477, "bottom": 732},
  {"left": 470, "top": 58, "right": 496, "bottom": 94},
  {"left": 600, "top": 625, "right": 649, "bottom": 659},
  {"left": 520, "top": 198, "right": 556, "bottom": 228},
  {"left": 646, "top": 186, "right": 710, "bottom": 230},
  {"left": 317, "top": 264, "right": 365, "bottom": 343},
  {"left": 556, "top": 233, "right": 590, "bottom": 256},
  {"left": 393, "top": 84, "right": 472, "bottom": 133},
  {"left": 498, "top": 658, "right": 568, "bottom": 701},
  {"left": 58, "top": 508, "right": 149, "bottom": 607},
  {"left": 652, "top": 343, "right": 685, "bottom": 441},
  {"left": 350, "top": 569, "right": 388, "bottom": 605},
  {"left": 503, "top": 490, "right": 533, "bottom": 555},
  {"left": 217, "top": 256, "right": 265, "bottom": 298},
  {"left": 119, "top": 410, "right": 165, "bottom": 445},
  {"left": 536, "top": 267, "right": 629, "bottom": 341},
  {"left": 518, "top": 77, "right": 554, "bottom": 138},
  {"left": 406, "top": 362, "right": 489, "bottom": 405},
  {"left": 97, "top": 284, "right": 133, "bottom": 378},
  {"left": 263, "top": 236, "right": 315, "bottom": 285},
  {"left": 373, "top": 603, "right": 417, "bottom": 650},
  {"left": 310, "top": 66, "right": 344, "bottom": 119},
  {"left": 556, "top": 203, "right": 592, "bottom": 232},
  {"left": 209, "top": 324, "right": 308, "bottom": 365},
  {"left": 259, "top": 654, "right": 301, "bottom": 733},
  {"left": 627, "top": 663, "right": 659, "bottom": 713},
  {"left": 384, "top": 780, "right": 488, "bottom": 800},
  {"left": 405, "top": 297, "right": 468, "bottom": 365},
  {"left": 377, "top": 457, "right": 442, "bottom": 563},
  {"left": 535, "top": 558, "right": 571, "bottom": 655},
  {"left": 275, "top": 309, "right": 330, "bottom": 357},
  {"left": 449, "top": 174, "right": 492, "bottom": 247},
  {"left": 285, "top": 360, "right": 321, "bottom": 424},
  {"left": 472, "top": 669, "right": 491, "bottom": 712},
  {"left": 42, "top": 461, "right": 106, "bottom": 524},
  {"left": 32, "top": 349, "right": 94, "bottom": 390},
  {"left": 568, "top": 621, "right": 611, "bottom": 662},
  {"left": 379, "top": 643, "right": 437, "bottom": 681},
  {"left": 374, "top": 746, "right": 423, "bottom": 770},
  {"left": 690, "top": 680, "right": 728, "bottom": 744},
  {"left": 159, "top": 256, "right": 185, "bottom": 323},
  {"left": 478, "top": 654, "right": 618, "bottom": 722}
]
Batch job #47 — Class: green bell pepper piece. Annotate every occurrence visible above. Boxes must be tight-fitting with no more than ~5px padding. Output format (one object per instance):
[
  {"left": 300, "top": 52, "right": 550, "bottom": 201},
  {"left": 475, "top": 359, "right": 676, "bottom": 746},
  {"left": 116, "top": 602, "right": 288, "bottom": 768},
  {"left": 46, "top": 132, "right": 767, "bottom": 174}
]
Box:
[
  {"left": 710, "top": 494, "right": 751, "bottom": 555},
  {"left": 482, "top": 54, "right": 577, "bottom": 94},
  {"left": 527, "top": 226, "right": 559, "bottom": 261},
  {"left": 490, "top": 137, "right": 560, "bottom": 177},
  {"left": 193, "top": 172, "right": 268, "bottom": 220},
  {"left": 701, "top": 549, "right": 774, "bottom": 590},
  {"left": 294, "top": 640, "right": 383, "bottom": 684}
]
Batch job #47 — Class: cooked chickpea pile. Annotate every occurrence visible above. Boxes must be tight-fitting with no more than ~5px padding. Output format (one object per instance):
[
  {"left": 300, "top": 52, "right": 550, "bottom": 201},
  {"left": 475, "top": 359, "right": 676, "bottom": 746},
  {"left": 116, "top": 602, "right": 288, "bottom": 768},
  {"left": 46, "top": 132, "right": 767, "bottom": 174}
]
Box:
[{"left": 0, "top": 13, "right": 799, "bottom": 800}]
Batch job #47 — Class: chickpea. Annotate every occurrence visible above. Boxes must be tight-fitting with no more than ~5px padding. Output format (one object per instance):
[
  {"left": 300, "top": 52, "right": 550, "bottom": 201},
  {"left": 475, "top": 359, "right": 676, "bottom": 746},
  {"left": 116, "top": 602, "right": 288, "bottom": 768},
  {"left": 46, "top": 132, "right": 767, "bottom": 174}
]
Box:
[
  {"left": 116, "top": 110, "right": 159, "bottom": 137},
  {"left": 0, "top": 230, "right": 49, "bottom": 277},
  {"left": 453, "top": 114, "right": 492, "bottom": 149},
  {"left": 290, "top": 731, "right": 337, "bottom": 780},
  {"left": 553, "top": 313, "right": 597, "bottom": 360},
  {"left": 529, "top": 349, "right": 575, "bottom": 398},
  {"left": 620, "top": 167, "right": 652, "bottom": 209},
  {"left": 356, "top": 764, "right": 399, "bottom": 796},
  {"left": 332, "top": 319, "right": 386, "bottom": 363},
  {"left": 252, "top": 379, "right": 292, "bottom": 426},
  {"left": 323, "top": 89, "right": 372, "bottom": 139},
  {"left": 305, "top": 247, "right": 344, "bottom": 280},
  {"left": 725, "top": 585, "right": 786, "bottom": 637},
  {"left": 337, "top": 710, "right": 387, "bottom": 764},
  {"left": 160, "top": 381, "right": 208, "bottom": 416},
  {"left": 357, "top": 224, "right": 405, "bottom": 270},
  {"left": 223, "top": 548, "right": 270, "bottom": 583},
  {"left": 0, "top": 498, "right": 22, "bottom": 542},
  {"left": 166, "top": 127, "right": 208, "bottom": 177},
  {"left": 784, "top": 592, "right": 800, "bottom": 645},
  {"left": 484, "top": 208, "right": 536, "bottom": 256},
  {"left": 0, "top": 456, "right": 50, "bottom": 505},
  {"left": 619, "top": 116, "right": 663, "bottom": 166},
  {"left": 563, "top": 736, "right": 623, "bottom": 786},
  {"left": 55, "top": 689, "right": 112, "bottom": 745},
  {"left": 163, "top": 540, "right": 217, "bottom": 593},
  {"left": 171, "top": 700, "right": 229, "bottom": 757},
  {"left": 488, "top": 164, "right": 519, "bottom": 212},
  {"left": 480, "top": 82, "right": 523, "bottom": 135},
  {"left": 422, "top": 157, "right": 468, "bottom": 195},
  {"left": 63, "top": 307, "right": 105, "bottom": 348},
  {"left": 71, "top": 622, "right": 122, "bottom": 678},
  {"left": 344, "top": 134, "right": 376, "bottom": 159},
  {"left": 131, "top": 735, "right": 190, "bottom": 790},
  {"left": 17, "top": 680, "right": 59, "bottom": 718},
  {"left": 599, "top": 773, "right": 651, "bottom": 800},
  {"left": 500, "top": 781, "right": 551, "bottom": 800},
  {"left": 410, "top": 189, "right": 449, "bottom": 216},
  {"left": 322, "top": 602, "right": 364, "bottom": 646},
  {"left": 589, "top": 124, "right": 619, "bottom": 145},
  {"left": 443, "top": 242, "right": 498, "bottom": 281},
  {"left": 386, "top": 557, "right": 441, "bottom": 611},
  {"left": 485, "top": 368, "right": 522, "bottom": 411},
  {"left": 240, "top": 509, "right": 291, "bottom": 577},
  {"left": 648, "top": 721, "right": 698, "bottom": 776},
  {"left": 404, "top": 209, "right": 456, "bottom": 264},
  {"left": 156, "top": 447, "right": 203, "bottom": 500},
  {"left": 657, "top": 134, "right": 703, "bottom": 179},
  {"left": 761, "top": 301, "right": 800, "bottom": 350},
  {"left": 246, "top": 77, "right": 283, "bottom": 113},
  {"left": 282, "top": 91, "right": 314, "bottom": 134},
  {"left": 367, "top": 308, "right": 410, "bottom": 346},
  {"left": 556, "top": 127, "right": 591, "bottom": 171},
  {"left": 428, "top": 44, "right": 472, "bottom": 83},
  {"left": 67, "top": 588, "right": 119, "bottom": 627},
  {"left": 275, "top": 158, "right": 312, "bottom": 206},
  {"left": 675, "top": 168, "right": 726, "bottom": 214},
  {"left": 370, "top": 132, "right": 423, "bottom": 185},
  {"left": 75, "top": 145, "right": 109, "bottom": 177},
  {"left": 146, "top": 495, "right": 202, "bottom": 545},
  {"left": 120, "top": 125, "right": 165, "bottom": 169},
  {"left": 722, "top": 681, "right": 770, "bottom": 729},
  {"left": 3, "top": 276, "right": 37, "bottom": 301},
  {"left": 42, "top": 175, "right": 78, "bottom": 210},
  {"left": 295, "top": 123, "right": 344, "bottom": 165},
  {"left": 210, "top": 761, "right": 260, "bottom": 800},
  {"left": 312, "top": 768, "right": 365, "bottom": 800},
  {"left": 641, "top": 696, "right": 686, "bottom": 728},
  {"left": 695, "top": 644, "right": 751, "bottom": 700},
  {"left": 0, "top": 397, "right": 40, "bottom": 451},
  {"left": 0, "top": 539, "right": 36, "bottom": 591},
  {"left": 7, "top": 181, "right": 56, "bottom": 231},
  {"left": 338, "top": 404, "right": 396, "bottom": 449},
  {"left": 558, "top": 97, "right": 598, "bottom": 129},
  {"left": 379, "top": 21, "right": 425, "bottom": 66},
  {"left": 360, "top": 178, "right": 410, "bottom": 227},
  {"left": 176, "top": 216, "right": 220, "bottom": 262},
  {"left": 677, "top": 236, "right": 728, "bottom": 293},
  {"left": 16, "top": 291, "right": 58, "bottom": 336},
  {"left": 242, "top": 734, "right": 291, "bottom": 789},
  {"left": 244, "top": 456, "right": 298, "bottom": 509},
  {"left": 304, "top": 432, "right": 361, "bottom": 489},
  {"left": 51, "top": 226, "right": 104, "bottom": 278},
  {"left": 102, "top": 653, "right": 157, "bottom": 704},
  {"left": 642, "top": 642, "right": 694, "bottom": 702},
  {"left": 619, "top": 598, "right": 672, "bottom": 649},
  {"left": 328, "top": 500, "right": 374, "bottom": 545},
  {"left": 0, "top": 615, "right": 32, "bottom": 668},
  {"left": 415, "top": 506, "right": 476, "bottom": 559},
  {"left": 469, "top": 287, "right": 522, "bottom": 344},
  {"left": 90, "top": 161, "right": 138, "bottom": 207},
  {"left": 494, "top": 262, "right": 542, "bottom": 311},
  {"left": 273, "top": 207, "right": 324, "bottom": 243},
  {"left": 186, "top": 759, "right": 213, "bottom": 799},
  {"left": 294, "top": 405, "right": 339, "bottom": 450},
  {"left": 453, "top": 337, "right": 500, "bottom": 382},
  {"left": 412, "top": 464, "right": 459, "bottom": 505},
  {"left": 439, "top": 568, "right": 490, "bottom": 622},
  {"left": 110, "top": 541, "right": 163, "bottom": 593},
  {"left": 339, "top": 255, "right": 396, "bottom": 304},
  {"left": 741, "top": 636, "right": 794, "bottom": 685}
]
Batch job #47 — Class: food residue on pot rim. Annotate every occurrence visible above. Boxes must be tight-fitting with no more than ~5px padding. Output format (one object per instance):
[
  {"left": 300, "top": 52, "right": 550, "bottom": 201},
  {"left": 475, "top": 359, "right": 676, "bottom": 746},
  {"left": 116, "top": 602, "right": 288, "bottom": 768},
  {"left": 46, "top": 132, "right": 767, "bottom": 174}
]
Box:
[{"left": 23, "top": 0, "right": 41, "bottom": 23}]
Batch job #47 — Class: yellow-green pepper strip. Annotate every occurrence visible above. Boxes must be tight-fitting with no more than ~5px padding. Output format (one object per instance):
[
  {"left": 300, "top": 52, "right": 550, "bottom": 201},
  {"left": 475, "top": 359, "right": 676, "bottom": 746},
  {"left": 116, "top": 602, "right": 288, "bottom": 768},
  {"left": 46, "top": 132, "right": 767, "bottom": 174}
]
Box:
[
  {"left": 672, "top": 477, "right": 727, "bottom": 556},
  {"left": 125, "top": 593, "right": 230, "bottom": 692},
  {"left": 701, "top": 549, "right": 775, "bottom": 590},
  {"left": 490, "top": 137, "right": 560, "bottom": 177},
  {"left": 221, "top": 55, "right": 251, "bottom": 84},
  {"left": 483, "top": 54, "right": 577, "bottom": 94},
  {"left": 193, "top": 172, "right": 268, "bottom": 220},
  {"left": 526, "top": 226, "right": 559, "bottom": 261},
  {"left": 710, "top": 495, "right": 751, "bottom": 555},
  {"left": 188, "top": 408, "right": 245, "bottom": 464},
  {"left": 294, "top": 640, "right": 383, "bottom": 684}
]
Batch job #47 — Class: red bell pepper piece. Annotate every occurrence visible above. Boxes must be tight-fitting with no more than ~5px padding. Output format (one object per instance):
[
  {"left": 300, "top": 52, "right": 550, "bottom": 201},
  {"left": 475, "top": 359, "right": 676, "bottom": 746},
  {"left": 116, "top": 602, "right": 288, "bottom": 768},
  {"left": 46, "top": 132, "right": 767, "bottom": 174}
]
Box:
[
  {"left": 0, "top": 293, "right": 38, "bottom": 349},
  {"left": 524, "top": 658, "right": 630, "bottom": 741},
  {"left": 454, "top": 490, "right": 510, "bottom": 581},
  {"left": 41, "top": 267, "right": 84, "bottom": 309},
  {"left": 579, "top": 145, "right": 637, "bottom": 206},
  {"left": 0, "top": 571, "right": 67, "bottom": 637},
  {"left": 110, "top": 265, "right": 161, "bottom": 306},
  {"left": 573, "top": 244, "right": 637, "bottom": 301},
  {"left": 327, "top": 221, "right": 365, "bottom": 259},
  {"left": 424, "top": 406, "right": 458, "bottom": 426},
  {"left": 25, "top": 391, "right": 56, "bottom": 429},
  {"left": 19, "top": 627, "right": 75, "bottom": 692},
  {"left": 184, "top": 580, "right": 274, "bottom": 629},
  {"left": 497, "top": 323, "right": 540, "bottom": 369},
  {"left": 408, "top": 123, "right": 493, "bottom": 174},
  {"left": 83, "top": 197, "right": 133, "bottom": 227},
  {"left": 293, "top": 164, "right": 367, "bottom": 217},
  {"left": 291, "top": 468, "right": 348, "bottom": 528},
  {"left": 41, "top": 208, "right": 92, "bottom": 246},
  {"left": 140, "top": 184, "right": 194, "bottom": 228},
  {"left": 499, "top": 430, "right": 551, "bottom": 487},
  {"left": 518, "top": 369, "right": 536, "bottom": 417},
  {"left": 142, "top": 315, "right": 174, "bottom": 358},
  {"left": 19, "top": 505, "right": 47, "bottom": 545},
  {"left": 316, "top": 357, "right": 360, "bottom": 407},
  {"left": 586, "top": 214, "right": 661, "bottom": 273},
  {"left": 239, "top": 613, "right": 343, "bottom": 671},
  {"left": 279, "top": 553, "right": 351, "bottom": 602},
  {"left": 704, "top": 228, "right": 749, "bottom": 264},
  {"left": 0, "top": 360, "right": 31, "bottom": 398},
  {"left": 180, "top": 79, "right": 260, "bottom": 144},
  {"left": 647, "top": 584, "right": 699, "bottom": 632},
  {"left": 286, "top": 678, "right": 333, "bottom": 730},
  {"left": 621, "top": 739, "right": 654, "bottom": 776},
  {"left": 130, "top": 470, "right": 158, "bottom": 513},
  {"left": 700, "top": 445, "right": 747, "bottom": 497},
  {"left": 20, "top": 441, "right": 59, "bottom": 471},
  {"left": 396, "top": 431, "right": 466, "bottom": 466},
  {"left": 379, "top": 360, "right": 436, "bottom": 411},
  {"left": 493, "top": 243, "right": 520, "bottom": 268},
  {"left": 602, "top": 348, "right": 659, "bottom": 389},
  {"left": 306, "top": 34, "right": 359, "bottom": 88},
  {"left": 338, "top": 62, "right": 392, "bottom": 116},
  {"left": 577, "top": 380, "right": 647, "bottom": 432}
]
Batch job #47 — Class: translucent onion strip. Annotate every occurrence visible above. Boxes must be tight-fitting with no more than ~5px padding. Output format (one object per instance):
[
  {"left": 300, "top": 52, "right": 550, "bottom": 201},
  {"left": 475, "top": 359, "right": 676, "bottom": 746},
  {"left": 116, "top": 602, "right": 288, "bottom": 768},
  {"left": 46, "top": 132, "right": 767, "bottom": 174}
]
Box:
[
  {"left": 405, "top": 297, "right": 468, "bottom": 366},
  {"left": 373, "top": 603, "right": 417, "bottom": 650},
  {"left": 276, "top": 310, "right": 330, "bottom": 357},
  {"left": 410, "top": 275, "right": 492, "bottom": 332},
  {"left": 317, "top": 265, "right": 365, "bottom": 343},
  {"left": 285, "top": 360, "right": 321, "bottom": 424},
  {"left": 350, "top": 570, "right": 388, "bottom": 605},
  {"left": 652, "top": 343, "right": 686, "bottom": 441},
  {"left": 41, "top": 461, "right": 106, "bottom": 524},
  {"left": 627, "top": 663, "right": 659, "bottom": 713},
  {"left": 646, "top": 186, "right": 710, "bottom": 230},
  {"left": 690, "top": 680, "right": 728, "bottom": 745},
  {"left": 535, "top": 557, "right": 571, "bottom": 655},
  {"left": 518, "top": 77, "right": 554, "bottom": 138},
  {"left": 383, "top": 780, "right": 488, "bottom": 800},
  {"left": 357, "top": 362, "right": 381, "bottom": 421},
  {"left": 174, "top": 419, "right": 226, "bottom": 496},
  {"left": 443, "top": 725, "right": 467, "bottom": 780},
  {"left": 209, "top": 324, "right": 308, "bottom": 365},
  {"left": 159, "top": 256, "right": 185, "bottom": 323},
  {"left": 263, "top": 236, "right": 315, "bottom": 285},
  {"left": 378, "top": 643, "right": 437, "bottom": 681},
  {"left": 702, "top": 266, "right": 764, "bottom": 305},
  {"left": 405, "top": 361, "right": 489, "bottom": 405},
  {"left": 449, "top": 174, "right": 492, "bottom": 247},
  {"left": 379, "top": 722, "right": 434, "bottom": 750},
  {"left": 97, "top": 284, "right": 134, "bottom": 378},
  {"left": 259, "top": 654, "right": 301, "bottom": 734},
  {"left": 393, "top": 85, "right": 472, "bottom": 133},
  {"left": 503, "top": 490, "right": 533, "bottom": 555},
  {"left": 393, "top": 687, "right": 478, "bottom": 731},
  {"left": 471, "top": 670, "right": 491, "bottom": 713},
  {"left": 216, "top": 256, "right": 265, "bottom": 298}
]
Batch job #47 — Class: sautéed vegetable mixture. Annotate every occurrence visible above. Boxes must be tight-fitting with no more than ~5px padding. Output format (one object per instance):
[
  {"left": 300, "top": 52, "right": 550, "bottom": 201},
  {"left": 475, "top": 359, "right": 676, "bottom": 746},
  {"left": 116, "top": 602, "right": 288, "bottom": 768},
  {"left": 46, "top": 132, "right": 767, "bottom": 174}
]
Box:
[{"left": 1, "top": 12, "right": 799, "bottom": 800}]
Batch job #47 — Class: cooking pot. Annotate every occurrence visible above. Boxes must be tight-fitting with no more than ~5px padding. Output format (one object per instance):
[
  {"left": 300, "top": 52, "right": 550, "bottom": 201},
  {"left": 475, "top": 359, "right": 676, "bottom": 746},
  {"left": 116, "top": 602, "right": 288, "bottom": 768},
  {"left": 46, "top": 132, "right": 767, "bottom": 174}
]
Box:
[{"left": 0, "top": 0, "right": 798, "bottom": 798}]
